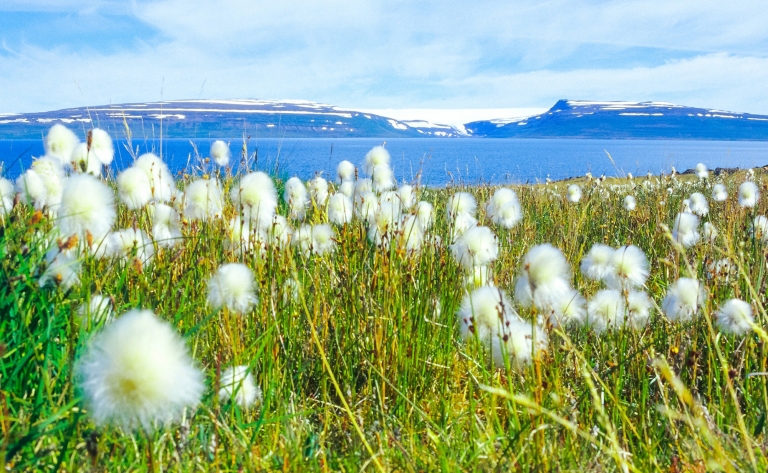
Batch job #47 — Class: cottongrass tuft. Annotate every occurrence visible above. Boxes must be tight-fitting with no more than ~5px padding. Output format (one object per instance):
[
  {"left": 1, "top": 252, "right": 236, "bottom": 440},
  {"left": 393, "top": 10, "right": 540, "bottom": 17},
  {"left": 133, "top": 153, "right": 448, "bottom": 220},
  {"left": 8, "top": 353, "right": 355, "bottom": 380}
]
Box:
[
  {"left": 752, "top": 216, "right": 768, "bottom": 243},
  {"left": 284, "top": 177, "right": 309, "bottom": 220},
  {"left": 738, "top": 181, "right": 759, "bottom": 208},
  {"left": 57, "top": 174, "right": 116, "bottom": 242},
  {"left": 70, "top": 143, "right": 103, "bottom": 176},
  {"left": 337, "top": 160, "right": 355, "bottom": 183},
  {"left": 485, "top": 188, "right": 522, "bottom": 229},
  {"left": 672, "top": 212, "right": 700, "bottom": 248},
  {"left": 107, "top": 229, "right": 155, "bottom": 267},
  {"left": 219, "top": 366, "right": 262, "bottom": 408},
  {"left": 580, "top": 244, "right": 615, "bottom": 281},
  {"left": 76, "top": 309, "right": 204, "bottom": 431},
  {"left": 695, "top": 163, "right": 708, "bottom": 179},
  {"left": 371, "top": 165, "right": 395, "bottom": 192},
  {"left": 623, "top": 195, "right": 636, "bottom": 211},
  {"left": 416, "top": 201, "right": 434, "bottom": 231},
  {"left": 327, "top": 193, "right": 354, "bottom": 225},
  {"left": 309, "top": 176, "right": 329, "bottom": 206},
  {"left": 135, "top": 153, "right": 174, "bottom": 202},
  {"left": 207, "top": 263, "right": 258, "bottom": 314},
  {"left": 712, "top": 183, "right": 728, "bottom": 202},
  {"left": 44, "top": 124, "right": 79, "bottom": 164},
  {"left": 457, "top": 286, "right": 520, "bottom": 345},
  {"left": 363, "top": 146, "right": 390, "bottom": 175},
  {"left": 88, "top": 128, "right": 115, "bottom": 165},
  {"left": 398, "top": 184, "right": 416, "bottom": 209},
  {"left": 566, "top": 184, "right": 582, "bottom": 203},
  {"left": 491, "top": 320, "right": 548, "bottom": 370},
  {"left": 40, "top": 248, "right": 81, "bottom": 290},
  {"left": 152, "top": 204, "right": 183, "bottom": 248},
  {"left": 586, "top": 289, "right": 625, "bottom": 333},
  {"left": 688, "top": 192, "right": 709, "bottom": 217},
  {"left": 516, "top": 243, "right": 571, "bottom": 309},
  {"left": 449, "top": 226, "right": 498, "bottom": 269},
  {"left": 117, "top": 167, "right": 153, "bottom": 210},
  {"left": 545, "top": 289, "right": 587, "bottom": 328},
  {"left": 662, "top": 278, "right": 706, "bottom": 322},
  {"left": 626, "top": 291, "right": 652, "bottom": 329},
  {"left": 447, "top": 192, "right": 477, "bottom": 219},
  {"left": 605, "top": 245, "right": 649, "bottom": 290},
  {"left": 702, "top": 222, "right": 718, "bottom": 243},
  {"left": 0, "top": 178, "right": 14, "bottom": 217},
  {"left": 210, "top": 140, "right": 230, "bottom": 167},
  {"left": 230, "top": 172, "right": 278, "bottom": 226},
  {"left": 184, "top": 178, "right": 224, "bottom": 222},
  {"left": 715, "top": 299, "right": 754, "bottom": 335},
  {"left": 312, "top": 224, "right": 336, "bottom": 255}
]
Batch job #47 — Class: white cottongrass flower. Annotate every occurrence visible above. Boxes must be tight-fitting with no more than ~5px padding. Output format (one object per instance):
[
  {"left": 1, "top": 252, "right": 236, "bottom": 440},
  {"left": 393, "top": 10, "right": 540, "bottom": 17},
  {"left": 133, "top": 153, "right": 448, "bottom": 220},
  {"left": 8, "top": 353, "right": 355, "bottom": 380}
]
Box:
[
  {"left": 688, "top": 192, "right": 709, "bottom": 217},
  {"left": 219, "top": 366, "right": 262, "bottom": 407},
  {"left": 76, "top": 309, "right": 204, "bottom": 431},
  {"left": 715, "top": 299, "right": 754, "bottom": 335},
  {"left": 88, "top": 128, "right": 115, "bottom": 165},
  {"left": 516, "top": 243, "right": 572, "bottom": 309},
  {"left": 207, "top": 263, "right": 258, "bottom": 314},
  {"left": 44, "top": 124, "right": 79, "bottom": 164},
  {"left": 566, "top": 184, "right": 582, "bottom": 203},
  {"left": 40, "top": 249, "right": 81, "bottom": 290},
  {"left": 108, "top": 229, "right": 155, "bottom": 267},
  {"left": 623, "top": 195, "right": 636, "bottom": 211},
  {"left": 415, "top": 201, "right": 434, "bottom": 231},
  {"left": 367, "top": 203, "right": 400, "bottom": 245},
  {"left": 695, "top": 163, "right": 708, "bottom": 179},
  {"left": 396, "top": 215, "right": 424, "bottom": 253},
  {"left": 355, "top": 190, "right": 379, "bottom": 222},
  {"left": 449, "top": 226, "right": 498, "bottom": 269},
  {"left": 662, "top": 278, "right": 706, "bottom": 322},
  {"left": 580, "top": 244, "right": 615, "bottom": 281},
  {"left": 308, "top": 176, "right": 329, "bottom": 206},
  {"left": 70, "top": 143, "right": 103, "bottom": 176},
  {"left": 672, "top": 212, "right": 700, "bottom": 248},
  {"left": 486, "top": 189, "right": 522, "bottom": 229},
  {"left": 457, "top": 286, "right": 521, "bottom": 345},
  {"left": 586, "top": 289, "right": 626, "bottom": 333},
  {"left": 184, "top": 178, "right": 224, "bottom": 221},
  {"left": 702, "top": 222, "right": 718, "bottom": 243},
  {"left": 464, "top": 266, "right": 493, "bottom": 290},
  {"left": 626, "top": 291, "right": 652, "bottom": 329},
  {"left": 545, "top": 289, "right": 587, "bottom": 328},
  {"left": 712, "top": 183, "right": 728, "bottom": 202},
  {"left": 337, "top": 160, "right": 355, "bottom": 183},
  {"left": 363, "top": 146, "right": 390, "bottom": 175},
  {"left": 738, "top": 181, "right": 759, "bottom": 208},
  {"left": 327, "top": 193, "right": 353, "bottom": 225},
  {"left": 230, "top": 172, "right": 278, "bottom": 227},
  {"left": 680, "top": 199, "right": 692, "bottom": 214},
  {"left": 15, "top": 169, "right": 46, "bottom": 209},
  {"left": 450, "top": 212, "right": 478, "bottom": 241},
  {"left": 447, "top": 192, "right": 477, "bottom": 220},
  {"left": 398, "top": 184, "right": 415, "bottom": 209},
  {"left": 76, "top": 294, "right": 114, "bottom": 324},
  {"left": 338, "top": 181, "right": 355, "bottom": 198},
  {"left": 605, "top": 245, "right": 649, "bottom": 290},
  {"left": 312, "top": 224, "right": 336, "bottom": 255},
  {"left": 752, "top": 216, "right": 768, "bottom": 243},
  {"left": 267, "top": 215, "right": 293, "bottom": 249},
  {"left": 152, "top": 203, "right": 182, "bottom": 248},
  {"left": 134, "top": 153, "right": 175, "bottom": 203},
  {"left": 225, "top": 217, "right": 267, "bottom": 256},
  {"left": 491, "top": 320, "right": 548, "bottom": 370},
  {"left": 284, "top": 177, "right": 309, "bottom": 220},
  {"left": 210, "top": 140, "right": 230, "bottom": 167},
  {"left": 0, "top": 178, "right": 14, "bottom": 217},
  {"left": 117, "top": 167, "right": 153, "bottom": 210},
  {"left": 354, "top": 178, "right": 373, "bottom": 196},
  {"left": 371, "top": 165, "right": 395, "bottom": 192},
  {"left": 293, "top": 224, "right": 314, "bottom": 257},
  {"left": 57, "top": 174, "right": 116, "bottom": 241},
  {"left": 20, "top": 157, "right": 65, "bottom": 212}
]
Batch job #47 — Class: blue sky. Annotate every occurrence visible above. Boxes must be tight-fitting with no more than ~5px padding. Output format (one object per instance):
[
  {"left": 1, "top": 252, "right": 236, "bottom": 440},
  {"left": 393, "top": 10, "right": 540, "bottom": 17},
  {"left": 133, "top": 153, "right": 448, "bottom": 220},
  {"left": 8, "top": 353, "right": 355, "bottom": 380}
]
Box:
[{"left": 2, "top": 0, "right": 768, "bottom": 114}]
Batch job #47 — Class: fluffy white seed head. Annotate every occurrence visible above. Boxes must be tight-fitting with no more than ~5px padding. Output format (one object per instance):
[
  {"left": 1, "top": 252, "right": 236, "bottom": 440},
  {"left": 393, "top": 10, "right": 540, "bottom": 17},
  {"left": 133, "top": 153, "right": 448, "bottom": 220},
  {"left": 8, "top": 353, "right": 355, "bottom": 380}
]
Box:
[
  {"left": 134, "top": 153, "right": 175, "bottom": 202},
  {"left": 284, "top": 177, "right": 309, "bottom": 220},
  {"left": 355, "top": 191, "right": 379, "bottom": 222},
  {"left": 230, "top": 172, "right": 278, "bottom": 227},
  {"left": 623, "top": 195, "right": 636, "bottom": 211},
  {"left": 712, "top": 183, "right": 728, "bottom": 202},
  {"left": 567, "top": 184, "right": 582, "bottom": 203},
  {"left": 464, "top": 265, "right": 493, "bottom": 290},
  {"left": 76, "top": 309, "right": 204, "bottom": 431},
  {"left": 293, "top": 224, "right": 314, "bottom": 257},
  {"left": 457, "top": 286, "right": 521, "bottom": 345},
  {"left": 308, "top": 176, "right": 329, "bottom": 206},
  {"left": 545, "top": 289, "right": 587, "bottom": 329},
  {"left": 605, "top": 245, "right": 649, "bottom": 290},
  {"left": 688, "top": 192, "right": 709, "bottom": 217},
  {"left": 107, "top": 229, "right": 155, "bottom": 267},
  {"left": 626, "top": 291, "right": 652, "bottom": 329},
  {"left": 44, "top": 124, "right": 79, "bottom": 163},
  {"left": 739, "top": 181, "right": 759, "bottom": 208},
  {"left": 89, "top": 128, "right": 115, "bottom": 165},
  {"left": 415, "top": 201, "right": 434, "bottom": 231},
  {"left": 207, "top": 263, "right": 258, "bottom": 314},
  {"left": 447, "top": 192, "right": 477, "bottom": 220},
  {"left": 715, "top": 299, "right": 754, "bottom": 335},
  {"left": 398, "top": 184, "right": 415, "bottom": 209},
  {"left": 371, "top": 165, "right": 395, "bottom": 192},
  {"left": 312, "top": 224, "right": 336, "bottom": 255},
  {"left": 219, "top": 366, "right": 262, "bottom": 407},
  {"left": 450, "top": 226, "right": 498, "bottom": 269},
  {"left": 695, "top": 162, "right": 708, "bottom": 179},
  {"left": 21, "top": 157, "right": 65, "bottom": 211},
  {"left": 396, "top": 215, "right": 424, "bottom": 253},
  {"left": 40, "top": 249, "right": 81, "bottom": 290},
  {"left": 672, "top": 212, "right": 700, "bottom": 248},
  {"left": 15, "top": 169, "right": 46, "bottom": 209},
  {"left": 521, "top": 243, "right": 570, "bottom": 291},
  {"left": 267, "top": 215, "right": 293, "bottom": 249},
  {"left": 70, "top": 143, "right": 103, "bottom": 176},
  {"left": 117, "top": 167, "right": 153, "bottom": 210},
  {"left": 662, "top": 278, "right": 706, "bottom": 322},
  {"left": 752, "top": 216, "right": 768, "bottom": 243},
  {"left": 0, "top": 178, "right": 14, "bottom": 216},
  {"left": 491, "top": 320, "right": 548, "bottom": 370},
  {"left": 587, "top": 289, "right": 626, "bottom": 334},
  {"left": 225, "top": 217, "right": 267, "bottom": 257},
  {"left": 184, "top": 179, "right": 224, "bottom": 222},
  {"left": 210, "top": 140, "right": 230, "bottom": 167},
  {"left": 336, "top": 160, "right": 355, "bottom": 183},
  {"left": 580, "top": 244, "right": 615, "bottom": 281},
  {"left": 57, "top": 174, "right": 116, "bottom": 241},
  {"left": 702, "top": 222, "right": 718, "bottom": 243},
  {"left": 76, "top": 294, "right": 114, "bottom": 325},
  {"left": 450, "top": 212, "right": 478, "bottom": 241},
  {"left": 152, "top": 203, "right": 182, "bottom": 248},
  {"left": 354, "top": 178, "right": 373, "bottom": 196},
  {"left": 327, "top": 193, "right": 354, "bottom": 225},
  {"left": 338, "top": 180, "right": 355, "bottom": 198},
  {"left": 363, "top": 146, "right": 391, "bottom": 175}
]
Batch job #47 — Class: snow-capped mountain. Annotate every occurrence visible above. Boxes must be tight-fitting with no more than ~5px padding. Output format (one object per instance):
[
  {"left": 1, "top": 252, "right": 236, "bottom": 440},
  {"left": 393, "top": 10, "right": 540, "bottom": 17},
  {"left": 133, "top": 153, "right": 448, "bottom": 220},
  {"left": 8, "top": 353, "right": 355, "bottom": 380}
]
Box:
[
  {"left": 0, "top": 99, "right": 462, "bottom": 140},
  {"left": 465, "top": 100, "right": 768, "bottom": 140}
]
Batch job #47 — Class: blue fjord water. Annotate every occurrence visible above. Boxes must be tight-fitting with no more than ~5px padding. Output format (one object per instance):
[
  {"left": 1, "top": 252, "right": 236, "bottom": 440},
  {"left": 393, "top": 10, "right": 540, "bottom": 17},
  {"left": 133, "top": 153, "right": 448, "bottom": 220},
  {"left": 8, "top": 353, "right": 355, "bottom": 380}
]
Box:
[{"left": 1, "top": 137, "right": 767, "bottom": 185}]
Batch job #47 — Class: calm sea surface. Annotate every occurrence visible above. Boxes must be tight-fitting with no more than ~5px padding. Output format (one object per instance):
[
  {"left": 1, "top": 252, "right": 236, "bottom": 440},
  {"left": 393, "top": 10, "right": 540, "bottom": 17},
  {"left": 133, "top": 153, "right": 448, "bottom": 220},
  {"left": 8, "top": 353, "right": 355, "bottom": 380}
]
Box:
[{"left": 1, "top": 137, "right": 767, "bottom": 185}]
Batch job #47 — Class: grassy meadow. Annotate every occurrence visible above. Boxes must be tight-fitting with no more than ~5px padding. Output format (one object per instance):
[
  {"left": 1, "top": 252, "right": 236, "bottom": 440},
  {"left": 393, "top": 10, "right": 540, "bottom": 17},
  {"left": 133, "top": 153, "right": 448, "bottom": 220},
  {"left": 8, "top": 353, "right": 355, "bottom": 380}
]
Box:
[{"left": 2, "top": 142, "right": 768, "bottom": 472}]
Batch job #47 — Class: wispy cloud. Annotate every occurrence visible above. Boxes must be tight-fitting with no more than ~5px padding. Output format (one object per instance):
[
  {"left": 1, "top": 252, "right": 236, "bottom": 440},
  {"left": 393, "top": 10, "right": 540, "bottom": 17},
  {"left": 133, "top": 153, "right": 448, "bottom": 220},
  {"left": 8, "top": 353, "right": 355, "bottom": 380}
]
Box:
[{"left": 1, "top": 1, "right": 767, "bottom": 113}]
